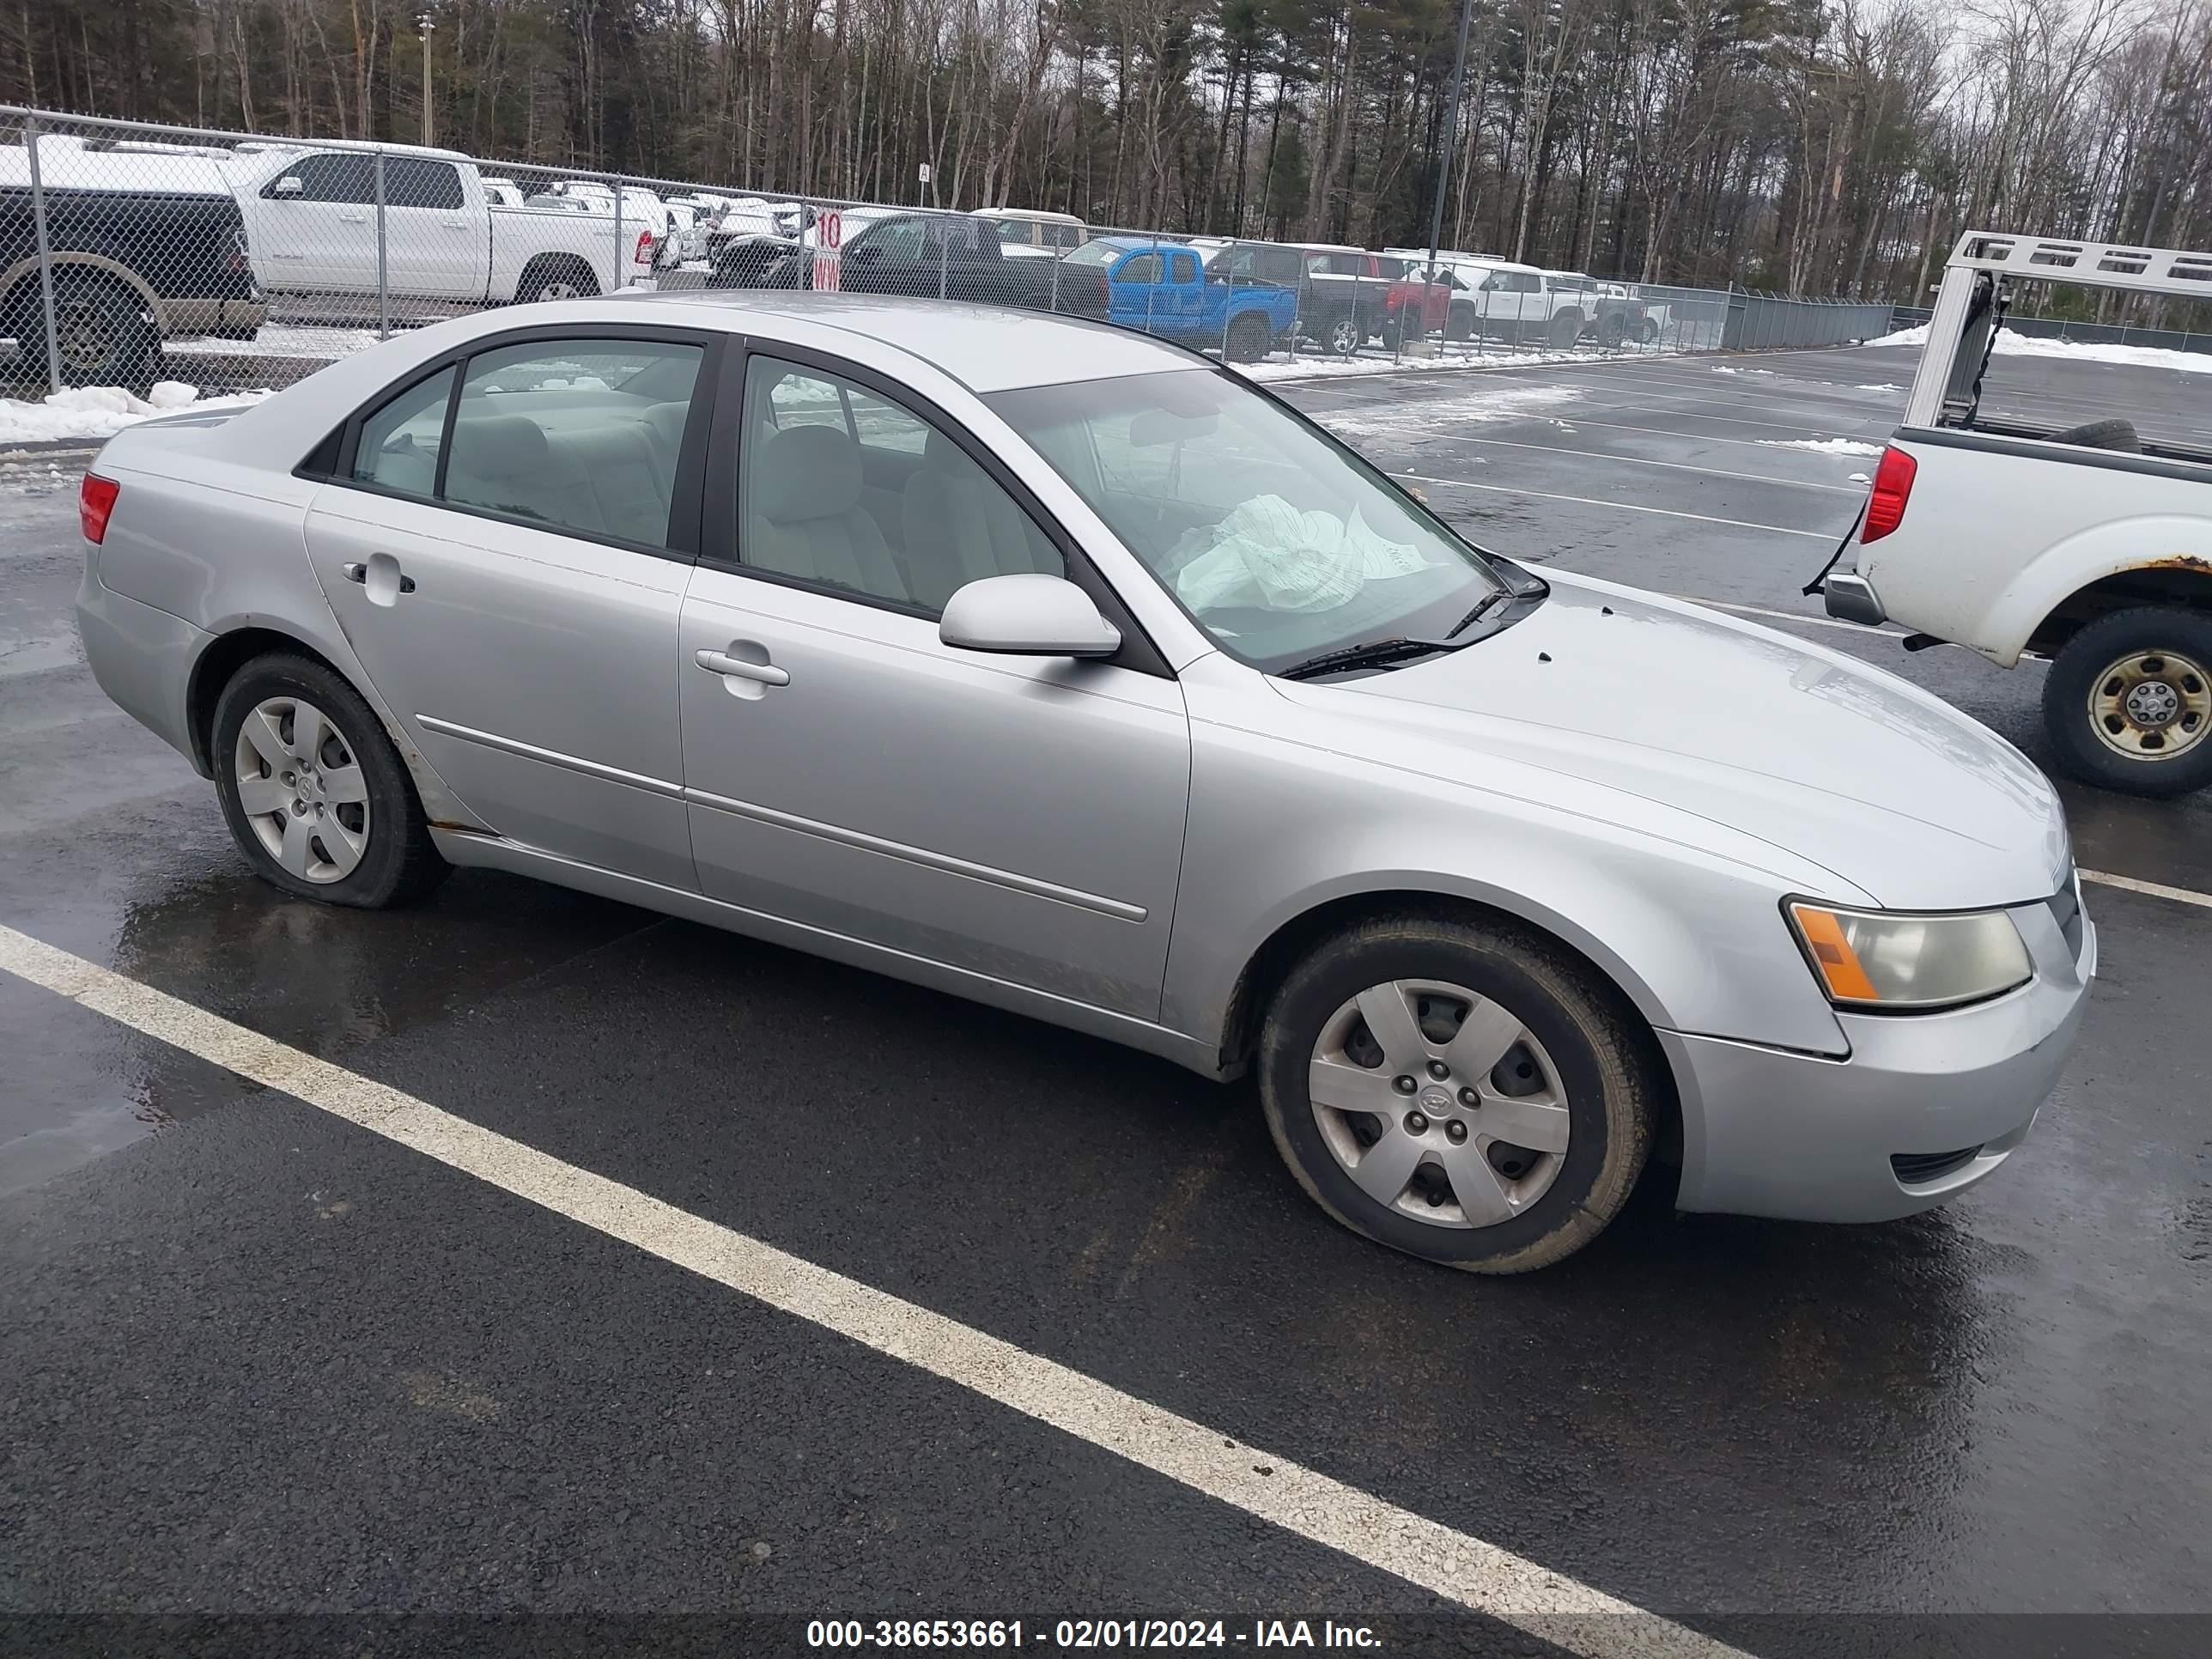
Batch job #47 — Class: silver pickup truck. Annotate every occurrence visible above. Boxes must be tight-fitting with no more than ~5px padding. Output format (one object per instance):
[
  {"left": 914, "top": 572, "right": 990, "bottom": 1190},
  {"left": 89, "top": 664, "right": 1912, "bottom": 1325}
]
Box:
[{"left": 1820, "top": 232, "right": 2212, "bottom": 796}]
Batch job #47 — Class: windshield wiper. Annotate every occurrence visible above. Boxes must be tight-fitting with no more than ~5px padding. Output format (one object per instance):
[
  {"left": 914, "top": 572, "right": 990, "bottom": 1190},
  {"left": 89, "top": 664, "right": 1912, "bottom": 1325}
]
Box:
[
  {"left": 1277, "top": 637, "right": 1449, "bottom": 681},
  {"left": 1444, "top": 587, "right": 1513, "bottom": 638}
]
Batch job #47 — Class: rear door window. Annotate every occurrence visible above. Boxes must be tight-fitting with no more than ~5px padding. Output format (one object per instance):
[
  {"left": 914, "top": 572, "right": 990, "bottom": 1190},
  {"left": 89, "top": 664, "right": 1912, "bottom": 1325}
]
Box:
[{"left": 434, "top": 338, "right": 705, "bottom": 548}]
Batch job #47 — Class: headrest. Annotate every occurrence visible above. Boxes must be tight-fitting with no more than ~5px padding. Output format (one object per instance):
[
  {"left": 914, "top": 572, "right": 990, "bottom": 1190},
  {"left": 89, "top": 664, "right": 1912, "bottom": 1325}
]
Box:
[
  {"left": 641, "top": 400, "right": 689, "bottom": 453},
  {"left": 753, "top": 422, "right": 862, "bottom": 521},
  {"left": 450, "top": 416, "right": 550, "bottom": 478}
]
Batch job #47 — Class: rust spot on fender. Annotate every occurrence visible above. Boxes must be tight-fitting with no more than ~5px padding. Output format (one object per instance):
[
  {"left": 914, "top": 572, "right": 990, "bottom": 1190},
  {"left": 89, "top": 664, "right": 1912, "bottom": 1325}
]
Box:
[{"left": 2141, "top": 555, "right": 2212, "bottom": 574}]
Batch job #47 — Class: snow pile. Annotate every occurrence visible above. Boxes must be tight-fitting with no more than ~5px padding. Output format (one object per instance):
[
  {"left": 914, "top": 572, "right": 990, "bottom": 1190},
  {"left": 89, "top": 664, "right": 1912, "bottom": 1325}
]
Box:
[
  {"left": 1867, "top": 322, "right": 2212, "bottom": 375},
  {"left": 1757, "top": 437, "right": 1884, "bottom": 456},
  {"left": 0, "top": 382, "right": 270, "bottom": 445}
]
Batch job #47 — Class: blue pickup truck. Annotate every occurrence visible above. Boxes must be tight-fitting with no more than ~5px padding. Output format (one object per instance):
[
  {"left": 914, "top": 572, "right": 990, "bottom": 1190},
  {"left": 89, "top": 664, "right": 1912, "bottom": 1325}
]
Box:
[{"left": 1064, "top": 237, "right": 1296, "bottom": 361}]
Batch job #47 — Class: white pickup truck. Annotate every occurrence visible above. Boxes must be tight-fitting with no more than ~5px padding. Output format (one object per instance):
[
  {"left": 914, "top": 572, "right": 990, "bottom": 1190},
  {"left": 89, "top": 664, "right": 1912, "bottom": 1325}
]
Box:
[
  {"left": 1820, "top": 231, "right": 2212, "bottom": 795},
  {"left": 228, "top": 143, "right": 654, "bottom": 308},
  {"left": 1384, "top": 251, "right": 1595, "bottom": 348}
]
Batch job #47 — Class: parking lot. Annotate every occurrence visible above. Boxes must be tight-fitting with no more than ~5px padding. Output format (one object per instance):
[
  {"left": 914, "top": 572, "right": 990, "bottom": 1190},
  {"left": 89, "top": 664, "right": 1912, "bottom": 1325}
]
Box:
[{"left": 3, "top": 342, "right": 2208, "bottom": 1656}]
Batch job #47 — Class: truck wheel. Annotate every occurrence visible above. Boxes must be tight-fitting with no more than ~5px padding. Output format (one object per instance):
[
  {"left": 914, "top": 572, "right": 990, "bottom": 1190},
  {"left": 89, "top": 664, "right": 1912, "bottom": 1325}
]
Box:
[
  {"left": 1640, "top": 317, "right": 1661, "bottom": 344},
  {"left": 516, "top": 256, "right": 600, "bottom": 305},
  {"left": 1597, "top": 314, "right": 1626, "bottom": 350},
  {"left": 1326, "top": 313, "right": 1362, "bottom": 356},
  {"left": 10, "top": 272, "right": 160, "bottom": 392},
  {"left": 1224, "top": 313, "right": 1273, "bottom": 363},
  {"left": 1446, "top": 304, "right": 1474, "bottom": 343},
  {"left": 2044, "top": 607, "right": 2212, "bottom": 797},
  {"left": 1258, "top": 912, "right": 1654, "bottom": 1273},
  {"left": 1547, "top": 311, "right": 1583, "bottom": 349}
]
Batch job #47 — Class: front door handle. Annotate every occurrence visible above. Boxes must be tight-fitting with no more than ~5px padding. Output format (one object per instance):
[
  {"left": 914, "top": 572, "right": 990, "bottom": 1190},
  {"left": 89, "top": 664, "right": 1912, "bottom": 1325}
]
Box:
[{"left": 695, "top": 647, "right": 789, "bottom": 687}]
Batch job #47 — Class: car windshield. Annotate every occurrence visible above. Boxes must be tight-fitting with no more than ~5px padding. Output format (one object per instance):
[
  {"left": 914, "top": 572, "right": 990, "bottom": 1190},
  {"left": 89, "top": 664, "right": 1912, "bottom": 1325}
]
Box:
[{"left": 988, "top": 369, "right": 1509, "bottom": 672}]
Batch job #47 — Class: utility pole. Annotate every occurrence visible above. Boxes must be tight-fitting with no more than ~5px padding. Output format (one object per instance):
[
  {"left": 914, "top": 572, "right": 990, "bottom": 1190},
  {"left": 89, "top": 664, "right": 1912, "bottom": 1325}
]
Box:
[
  {"left": 1425, "top": 0, "right": 1476, "bottom": 272},
  {"left": 418, "top": 12, "right": 435, "bottom": 147}
]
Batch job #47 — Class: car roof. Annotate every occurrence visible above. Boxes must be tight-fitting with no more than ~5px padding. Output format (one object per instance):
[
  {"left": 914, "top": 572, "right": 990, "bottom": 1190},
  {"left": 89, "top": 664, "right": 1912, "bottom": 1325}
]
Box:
[
  {"left": 599, "top": 290, "right": 1203, "bottom": 392},
  {"left": 976, "top": 207, "right": 1084, "bottom": 224}
]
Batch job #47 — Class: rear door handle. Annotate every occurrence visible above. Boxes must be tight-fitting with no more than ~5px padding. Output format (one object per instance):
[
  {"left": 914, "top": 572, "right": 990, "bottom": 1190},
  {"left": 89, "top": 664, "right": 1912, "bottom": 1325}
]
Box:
[
  {"left": 342, "top": 560, "right": 416, "bottom": 595},
  {"left": 695, "top": 647, "right": 789, "bottom": 687},
  {"left": 338, "top": 211, "right": 368, "bottom": 223}
]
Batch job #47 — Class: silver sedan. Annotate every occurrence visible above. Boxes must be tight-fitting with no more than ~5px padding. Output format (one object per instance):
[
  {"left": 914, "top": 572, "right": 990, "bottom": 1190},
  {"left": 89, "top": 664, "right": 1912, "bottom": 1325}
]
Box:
[{"left": 73, "top": 294, "right": 2094, "bottom": 1271}]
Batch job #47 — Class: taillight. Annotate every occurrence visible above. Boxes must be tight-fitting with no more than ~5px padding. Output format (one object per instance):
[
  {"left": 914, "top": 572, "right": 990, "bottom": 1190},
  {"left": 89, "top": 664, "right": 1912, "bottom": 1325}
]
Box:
[
  {"left": 1861, "top": 445, "right": 1917, "bottom": 542},
  {"left": 230, "top": 225, "right": 250, "bottom": 272},
  {"left": 81, "top": 473, "right": 120, "bottom": 544},
  {"left": 635, "top": 229, "right": 655, "bottom": 265}
]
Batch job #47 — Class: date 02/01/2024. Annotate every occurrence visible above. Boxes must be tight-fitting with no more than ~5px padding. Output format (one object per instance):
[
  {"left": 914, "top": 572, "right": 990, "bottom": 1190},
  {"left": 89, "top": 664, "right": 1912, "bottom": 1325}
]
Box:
[{"left": 805, "top": 1619, "right": 1384, "bottom": 1649}]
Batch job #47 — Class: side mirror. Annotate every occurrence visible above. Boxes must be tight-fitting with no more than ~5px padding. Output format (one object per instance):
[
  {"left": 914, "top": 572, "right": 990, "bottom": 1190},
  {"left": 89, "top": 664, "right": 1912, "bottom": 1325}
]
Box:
[
  {"left": 939, "top": 574, "right": 1121, "bottom": 659},
  {"left": 272, "top": 175, "right": 304, "bottom": 197}
]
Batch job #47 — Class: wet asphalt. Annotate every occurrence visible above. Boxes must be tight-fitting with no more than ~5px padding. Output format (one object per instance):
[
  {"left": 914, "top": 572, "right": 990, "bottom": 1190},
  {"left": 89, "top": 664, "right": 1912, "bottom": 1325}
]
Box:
[{"left": 2, "top": 343, "right": 2209, "bottom": 1656}]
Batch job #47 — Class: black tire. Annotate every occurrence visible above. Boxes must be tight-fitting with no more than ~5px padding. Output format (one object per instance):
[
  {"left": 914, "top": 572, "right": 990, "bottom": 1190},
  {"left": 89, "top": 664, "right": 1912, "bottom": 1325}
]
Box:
[
  {"left": 1257, "top": 913, "right": 1655, "bottom": 1273},
  {"left": 514, "top": 255, "right": 600, "bottom": 306},
  {"left": 1640, "top": 316, "right": 1661, "bottom": 344},
  {"left": 9, "top": 271, "right": 160, "bottom": 392},
  {"left": 1547, "top": 310, "right": 1583, "bottom": 349},
  {"left": 1224, "top": 312, "right": 1273, "bottom": 363},
  {"left": 2042, "top": 606, "right": 2212, "bottom": 797},
  {"left": 1596, "top": 313, "right": 1626, "bottom": 350},
  {"left": 1446, "top": 302, "right": 1475, "bottom": 343},
  {"left": 1321, "top": 313, "right": 1361, "bottom": 356},
  {"left": 211, "top": 653, "right": 450, "bottom": 908}
]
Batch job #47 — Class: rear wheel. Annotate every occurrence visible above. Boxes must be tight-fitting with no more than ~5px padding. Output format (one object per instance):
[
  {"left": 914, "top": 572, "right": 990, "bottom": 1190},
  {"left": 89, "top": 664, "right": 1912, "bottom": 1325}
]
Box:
[
  {"left": 211, "top": 653, "right": 450, "bottom": 907},
  {"left": 1258, "top": 914, "right": 1654, "bottom": 1273},
  {"left": 1325, "top": 313, "right": 1362, "bottom": 356},
  {"left": 515, "top": 255, "right": 600, "bottom": 306},
  {"left": 9, "top": 271, "right": 160, "bottom": 392},
  {"left": 1547, "top": 310, "right": 1583, "bottom": 349},
  {"left": 1224, "top": 312, "right": 1273, "bottom": 363},
  {"left": 2044, "top": 606, "right": 2212, "bottom": 797},
  {"left": 1640, "top": 316, "right": 1661, "bottom": 344},
  {"left": 1446, "top": 303, "right": 1475, "bottom": 343},
  {"left": 1597, "top": 313, "right": 1626, "bottom": 350}
]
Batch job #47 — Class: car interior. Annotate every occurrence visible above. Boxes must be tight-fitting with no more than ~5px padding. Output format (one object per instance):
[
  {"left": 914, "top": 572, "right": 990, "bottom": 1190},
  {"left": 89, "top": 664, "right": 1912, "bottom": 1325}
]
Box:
[{"left": 741, "top": 362, "right": 1062, "bottom": 611}]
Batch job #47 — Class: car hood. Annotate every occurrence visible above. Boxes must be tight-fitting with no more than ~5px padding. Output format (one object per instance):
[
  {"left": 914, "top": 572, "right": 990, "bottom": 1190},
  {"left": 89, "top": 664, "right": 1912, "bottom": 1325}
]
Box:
[{"left": 1287, "top": 573, "right": 2069, "bottom": 910}]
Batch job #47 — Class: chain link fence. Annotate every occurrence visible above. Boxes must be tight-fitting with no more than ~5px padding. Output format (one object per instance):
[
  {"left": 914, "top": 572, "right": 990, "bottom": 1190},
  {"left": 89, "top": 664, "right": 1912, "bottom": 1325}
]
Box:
[{"left": 0, "top": 104, "right": 1899, "bottom": 398}]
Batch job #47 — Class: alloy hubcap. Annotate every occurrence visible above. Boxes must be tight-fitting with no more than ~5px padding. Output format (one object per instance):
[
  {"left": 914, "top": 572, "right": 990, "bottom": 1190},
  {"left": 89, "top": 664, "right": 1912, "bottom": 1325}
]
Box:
[
  {"left": 1308, "top": 978, "right": 1571, "bottom": 1230},
  {"left": 2089, "top": 648, "right": 2212, "bottom": 759},
  {"left": 232, "top": 696, "right": 371, "bottom": 884}
]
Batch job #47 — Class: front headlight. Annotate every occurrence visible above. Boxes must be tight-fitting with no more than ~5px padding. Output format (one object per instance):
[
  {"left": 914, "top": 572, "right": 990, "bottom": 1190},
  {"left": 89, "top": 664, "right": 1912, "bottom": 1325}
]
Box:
[{"left": 1787, "top": 902, "right": 2033, "bottom": 1011}]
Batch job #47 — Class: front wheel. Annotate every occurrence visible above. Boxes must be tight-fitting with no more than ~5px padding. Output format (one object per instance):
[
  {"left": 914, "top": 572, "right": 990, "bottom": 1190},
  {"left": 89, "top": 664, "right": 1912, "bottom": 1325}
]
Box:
[
  {"left": 212, "top": 653, "right": 450, "bottom": 907},
  {"left": 2043, "top": 606, "right": 2212, "bottom": 796},
  {"left": 1324, "top": 313, "right": 1362, "bottom": 356},
  {"left": 1258, "top": 915, "right": 1654, "bottom": 1273}
]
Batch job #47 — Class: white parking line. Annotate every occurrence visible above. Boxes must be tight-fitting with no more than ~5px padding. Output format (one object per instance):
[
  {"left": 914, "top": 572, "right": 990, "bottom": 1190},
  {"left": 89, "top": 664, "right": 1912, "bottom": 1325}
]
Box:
[
  {"left": 0, "top": 922, "right": 1747, "bottom": 1659},
  {"left": 1384, "top": 432, "right": 1862, "bottom": 494},
  {"left": 1393, "top": 471, "right": 1837, "bottom": 538},
  {"left": 2078, "top": 868, "right": 2212, "bottom": 910}
]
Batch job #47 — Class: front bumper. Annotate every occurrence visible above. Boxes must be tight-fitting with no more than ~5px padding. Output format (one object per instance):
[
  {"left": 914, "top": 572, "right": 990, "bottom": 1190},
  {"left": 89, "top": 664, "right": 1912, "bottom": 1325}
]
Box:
[{"left": 1663, "top": 893, "right": 2094, "bottom": 1222}]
